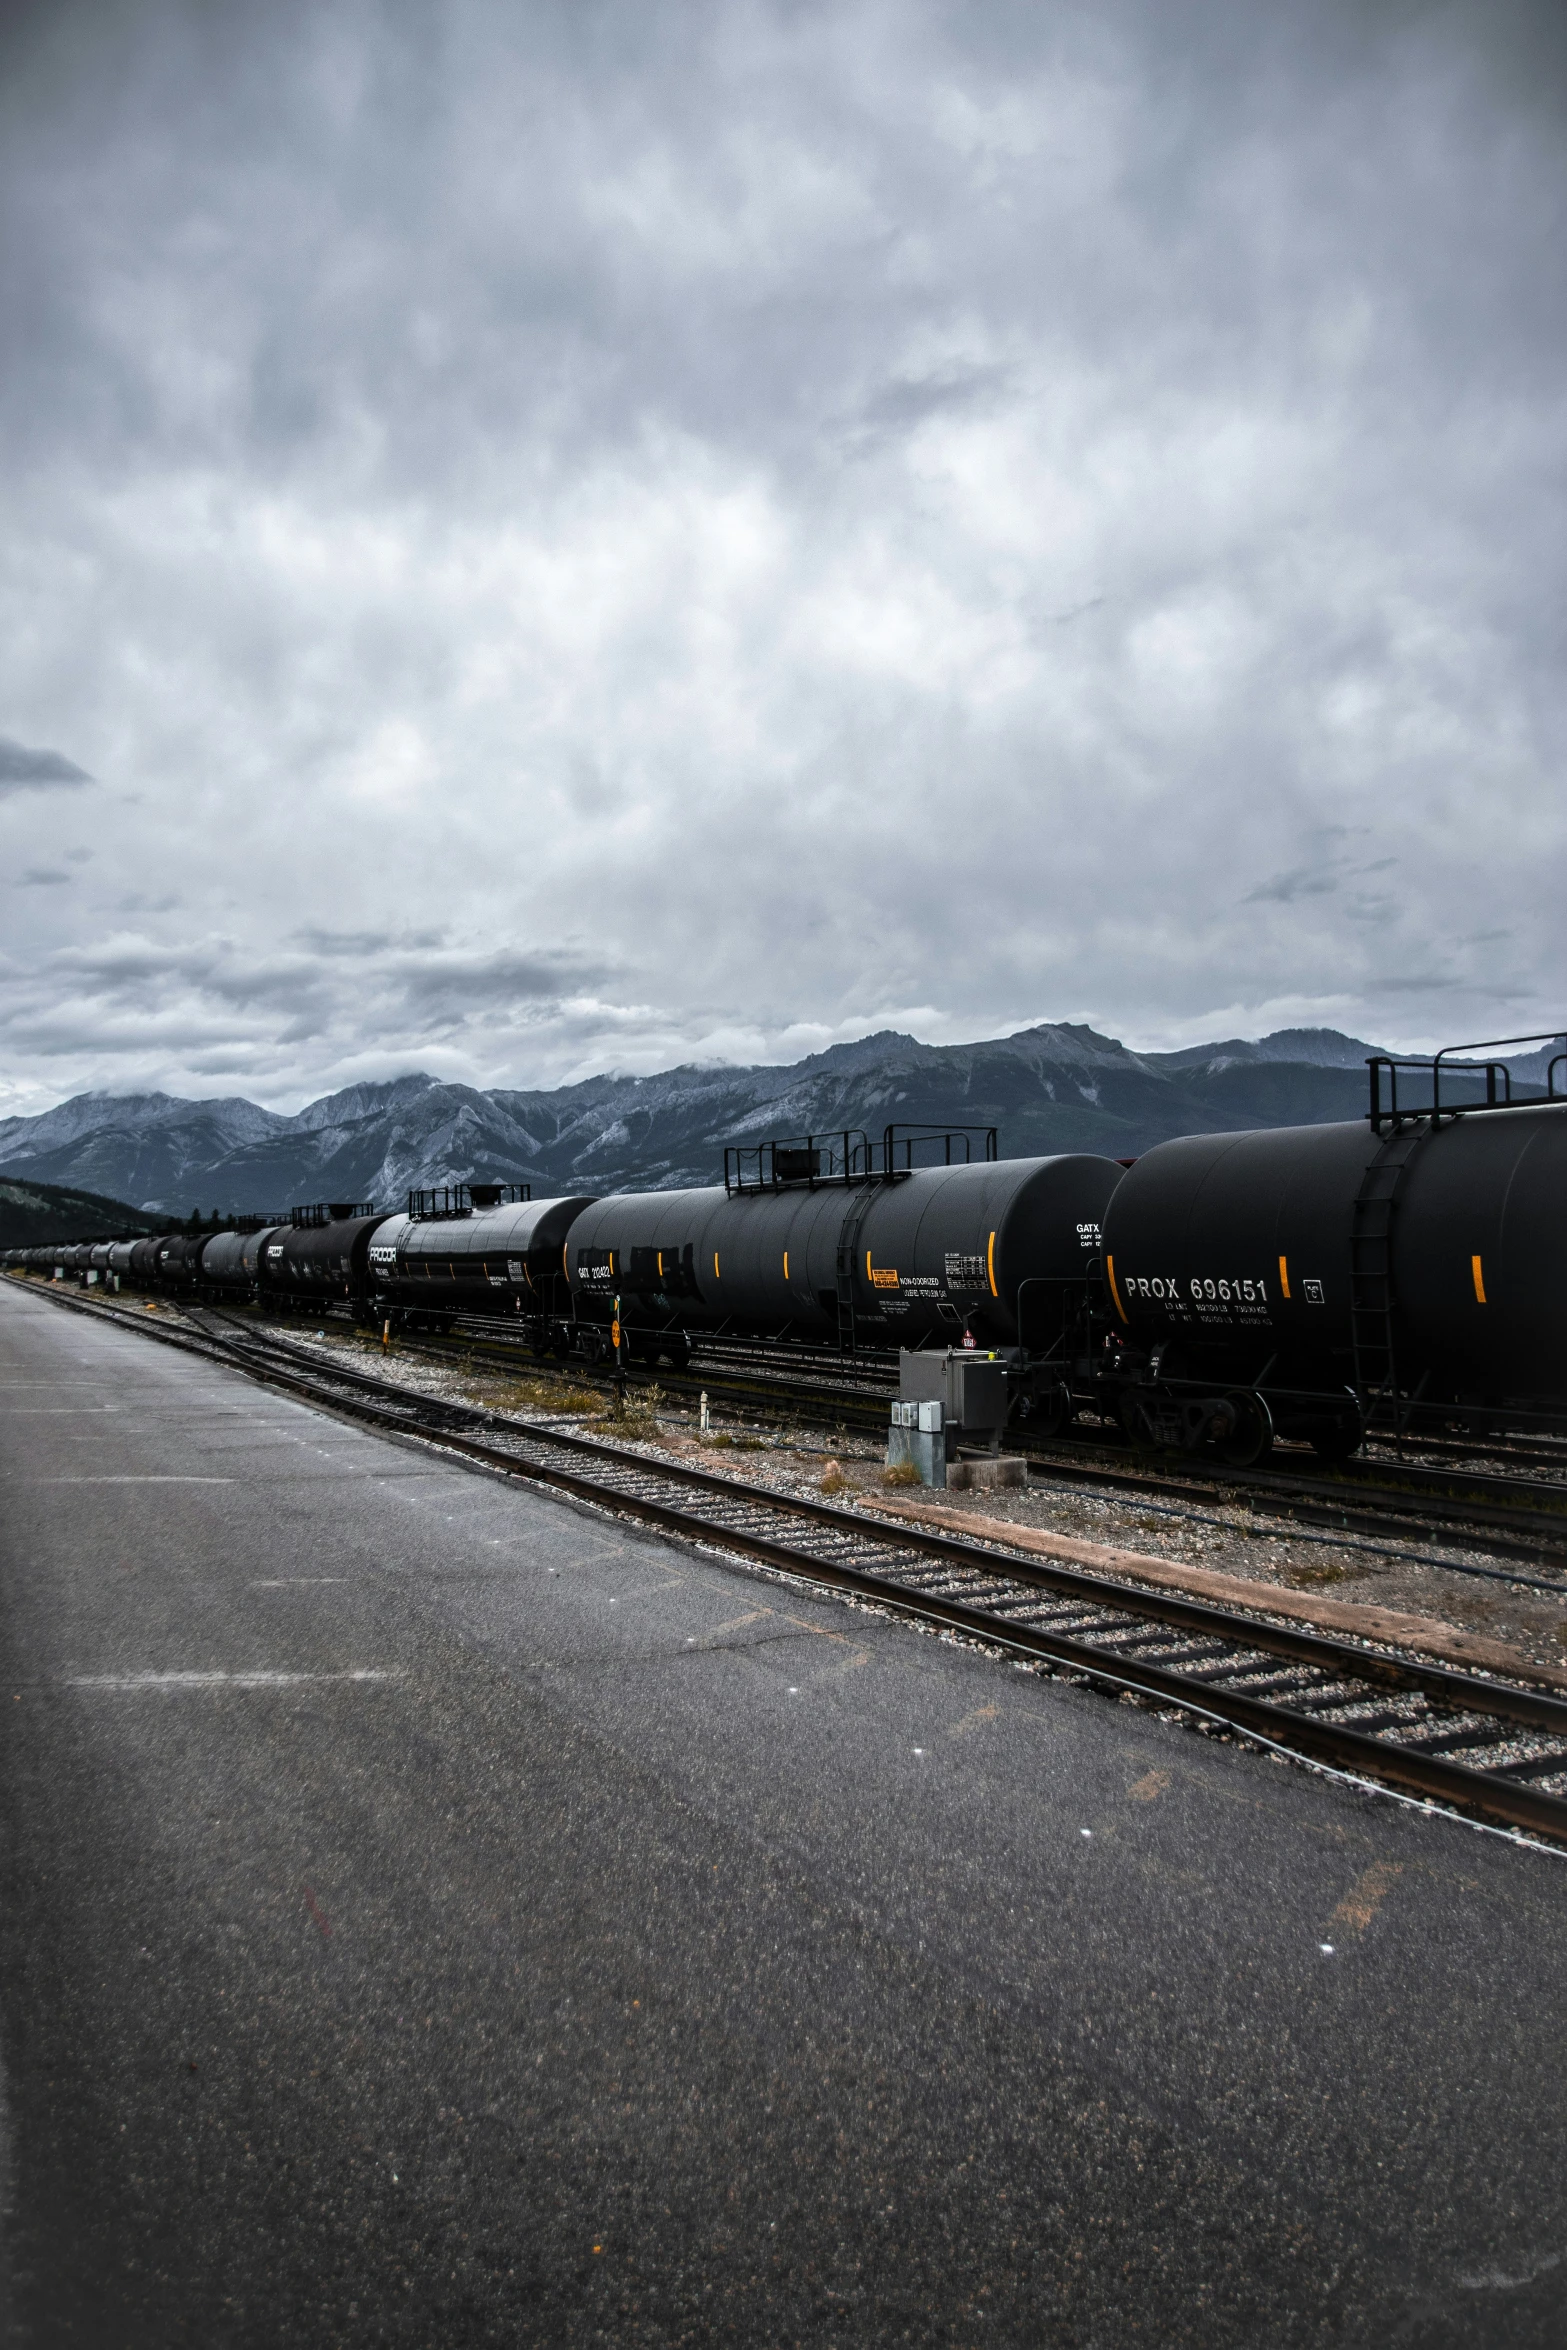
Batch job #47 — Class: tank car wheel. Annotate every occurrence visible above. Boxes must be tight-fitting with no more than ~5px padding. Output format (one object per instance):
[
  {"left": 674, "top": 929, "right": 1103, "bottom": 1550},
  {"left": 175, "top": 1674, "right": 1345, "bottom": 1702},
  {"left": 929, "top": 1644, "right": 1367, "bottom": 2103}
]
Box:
[
  {"left": 1017, "top": 1381, "right": 1073, "bottom": 1438},
  {"left": 1217, "top": 1391, "right": 1273, "bottom": 1468}
]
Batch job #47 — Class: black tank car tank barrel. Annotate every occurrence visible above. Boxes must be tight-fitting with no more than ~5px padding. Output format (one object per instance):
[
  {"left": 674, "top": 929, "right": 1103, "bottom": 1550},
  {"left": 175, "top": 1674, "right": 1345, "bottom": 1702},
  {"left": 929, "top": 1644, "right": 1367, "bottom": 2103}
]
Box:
[
  {"left": 1102, "top": 1102, "right": 1567, "bottom": 1406},
  {"left": 567, "top": 1154, "right": 1123, "bottom": 1348},
  {"left": 369, "top": 1194, "right": 595, "bottom": 1319}
]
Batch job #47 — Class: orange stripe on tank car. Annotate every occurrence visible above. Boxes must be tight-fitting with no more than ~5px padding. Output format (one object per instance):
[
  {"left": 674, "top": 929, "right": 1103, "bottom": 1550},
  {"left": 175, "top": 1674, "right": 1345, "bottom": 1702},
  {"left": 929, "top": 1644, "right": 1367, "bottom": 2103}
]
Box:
[
  {"left": 1472, "top": 1254, "right": 1487, "bottom": 1304},
  {"left": 713, "top": 1251, "right": 720, "bottom": 1279},
  {"left": 987, "top": 1230, "right": 997, "bottom": 1297},
  {"left": 1106, "top": 1253, "right": 1128, "bottom": 1325},
  {"left": 1278, "top": 1255, "right": 1291, "bottom": 1300},
  {"left": 783, "top": 1250, "right": 789, "bottom": 1280}
]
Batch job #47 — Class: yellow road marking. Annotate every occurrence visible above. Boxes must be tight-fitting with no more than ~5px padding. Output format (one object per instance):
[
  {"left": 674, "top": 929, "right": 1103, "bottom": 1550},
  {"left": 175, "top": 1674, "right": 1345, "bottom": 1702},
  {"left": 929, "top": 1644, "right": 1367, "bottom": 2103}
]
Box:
[
  {"left": 1328, "top": 1861, "right": 1405, "bottom": 1936},
  {"left": 948, "top": 1703, "right": 999, "bottom": 1738},
  {"left": 704, "top": 1609, "right": 773, "bottom": 1639}
]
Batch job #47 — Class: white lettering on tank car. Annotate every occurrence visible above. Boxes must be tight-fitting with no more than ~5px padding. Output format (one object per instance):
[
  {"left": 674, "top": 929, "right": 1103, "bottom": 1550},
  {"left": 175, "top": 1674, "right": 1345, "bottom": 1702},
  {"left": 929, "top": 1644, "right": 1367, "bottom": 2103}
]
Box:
[{"left": 1122, "top": 1270, "right": 1273, "bottom": 1322}]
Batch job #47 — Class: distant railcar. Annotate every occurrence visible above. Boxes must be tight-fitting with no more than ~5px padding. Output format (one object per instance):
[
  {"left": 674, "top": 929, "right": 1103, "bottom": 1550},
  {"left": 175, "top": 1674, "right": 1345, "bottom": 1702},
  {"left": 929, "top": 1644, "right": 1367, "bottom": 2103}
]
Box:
[
  {"left": 260, "top": 1205, "right": 395, "bottom": 1314},
  {"left": 128, "top": 1235, "right": 166, "bottom": 1286},
  {"left": 151, "top": 1232, "right": 209, "bottom": 1291},
  {"left": 369, "top": 1188, "right": 594, "bottom": 1335},
  {"left": 199, "top": 1224, "right": 285, "bottom": 1296},
  {"left": 106, "top": 1239, "right": 140, "bottom": 1287}
]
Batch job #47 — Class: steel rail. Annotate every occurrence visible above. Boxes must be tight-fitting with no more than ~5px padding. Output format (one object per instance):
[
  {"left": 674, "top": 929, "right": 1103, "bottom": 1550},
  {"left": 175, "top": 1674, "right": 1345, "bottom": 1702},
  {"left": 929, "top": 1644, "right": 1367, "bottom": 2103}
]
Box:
[
  {"left": 361, "top": 1308, "right": 1567, "bottom": 1544},
  {"left": 377, "top": 1312, "right": 1567, "bottom": 1569},
  {"left": 16, "top": 1276, "right": 1567, "bottom": 1844},
  {"left": 175, "top": 1307, "right": 1567, "bottom": 1843},
  {"left": 143, "top": 1285, "right": 1567, "bottom": 1545},
  {"left": 14, "top": 1274, "right": 1567, "bottom": 1564},
  {"left": 431, "top": 1308, "right": 1567, "bottom": 1492}
]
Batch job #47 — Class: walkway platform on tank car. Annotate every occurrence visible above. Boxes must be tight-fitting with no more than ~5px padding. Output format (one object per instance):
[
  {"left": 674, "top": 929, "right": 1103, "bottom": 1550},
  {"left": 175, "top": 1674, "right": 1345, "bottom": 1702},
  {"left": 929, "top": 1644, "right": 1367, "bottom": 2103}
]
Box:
[{"left": 1, "top": 1276, "right": 1565, "bottom": 2346}]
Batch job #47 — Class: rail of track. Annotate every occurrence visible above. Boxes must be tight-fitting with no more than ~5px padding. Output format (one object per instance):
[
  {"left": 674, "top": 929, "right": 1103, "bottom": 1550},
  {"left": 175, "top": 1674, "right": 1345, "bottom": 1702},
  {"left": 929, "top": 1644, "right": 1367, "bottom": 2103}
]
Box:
[
  {"left": 19, "top": 1277, "right": 1567, "bottom": 1845},
  {"left": 15, "top": 1274, "right": 1567, "bottom": 1569},
  {"left": 433, "top": 1307, "right": 1567, "bottom": 1469},
  {"left": 404, "top": 1308, "right": 1567, "bottom": 1531},
  {"left": 312, "top": 1309, "right": 1567, "bottom": 1569}
]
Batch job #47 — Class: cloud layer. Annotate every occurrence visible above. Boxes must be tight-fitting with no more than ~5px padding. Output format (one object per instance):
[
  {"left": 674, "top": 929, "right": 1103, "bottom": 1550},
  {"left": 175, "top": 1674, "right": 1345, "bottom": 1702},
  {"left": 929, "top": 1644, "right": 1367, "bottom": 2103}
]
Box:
[{"left": 0, "top": 0, "right": 1563, "bottom": 1113}]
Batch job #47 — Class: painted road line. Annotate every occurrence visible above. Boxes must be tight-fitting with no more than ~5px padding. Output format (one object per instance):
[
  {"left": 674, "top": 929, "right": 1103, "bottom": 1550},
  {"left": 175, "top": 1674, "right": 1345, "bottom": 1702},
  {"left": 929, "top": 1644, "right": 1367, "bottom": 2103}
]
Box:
[{"left": 64, "top": 1669, "right": 404, "bottom": 1691}]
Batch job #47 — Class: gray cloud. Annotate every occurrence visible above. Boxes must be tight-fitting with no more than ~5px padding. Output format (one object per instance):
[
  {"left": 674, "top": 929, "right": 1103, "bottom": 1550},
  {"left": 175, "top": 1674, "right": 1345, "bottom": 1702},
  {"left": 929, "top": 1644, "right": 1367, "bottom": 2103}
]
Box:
[
  {"left": 0, "top": 738, "right": 91, "bottom": 792},
  {"left": 1244, "top": 868, "right": 1341, "bottom": 906},
  {"left": 293, "top": 926, "right": 448, "bottom": 958},
  {"left": 0, "top": 0, "right": 1563, "bottom": 1114}
]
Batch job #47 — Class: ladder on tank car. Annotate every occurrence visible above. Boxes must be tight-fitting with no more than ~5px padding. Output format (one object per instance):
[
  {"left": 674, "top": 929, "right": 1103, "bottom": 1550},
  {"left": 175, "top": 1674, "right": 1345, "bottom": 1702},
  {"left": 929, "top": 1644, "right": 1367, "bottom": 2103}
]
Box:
[
  {"left": 835, "top": 1188, "right": 878, "bottom": 1354},
  {"left": 1348, "top": 1127, "right": 1428, "bottom": 1444}
]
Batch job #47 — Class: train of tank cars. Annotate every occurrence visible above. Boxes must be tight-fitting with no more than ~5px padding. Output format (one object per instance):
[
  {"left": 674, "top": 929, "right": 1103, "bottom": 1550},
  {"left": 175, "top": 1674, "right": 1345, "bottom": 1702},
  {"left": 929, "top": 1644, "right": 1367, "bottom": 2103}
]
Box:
[{"left": 9, "top": 1032, "right": 1566, "bottom": 1471}]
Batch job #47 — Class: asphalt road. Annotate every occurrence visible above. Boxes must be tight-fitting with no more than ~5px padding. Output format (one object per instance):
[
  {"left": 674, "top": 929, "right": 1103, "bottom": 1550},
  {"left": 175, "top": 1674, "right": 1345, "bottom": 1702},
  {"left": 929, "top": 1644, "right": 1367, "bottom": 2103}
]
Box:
[{"left": 1, "top": 1279, "right": 1565, "bottom": 2348}]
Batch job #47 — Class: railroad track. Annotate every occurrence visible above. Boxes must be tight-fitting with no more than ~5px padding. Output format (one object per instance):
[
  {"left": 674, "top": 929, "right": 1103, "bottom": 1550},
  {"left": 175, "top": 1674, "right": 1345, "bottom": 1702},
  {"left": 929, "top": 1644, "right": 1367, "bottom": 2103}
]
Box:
[
  {"left": 378, "top": 1308, "right": 1567, "bottom": 1549},
  {"left": 20, "top": 1279, "right": 1561, "bottom": 1847},
  {"left": 16, "top": 1275, "right": 1567, "bottom": 1570},
  {"left": 260, "top": 1307, "right": 1567, "bottom": 1573}
]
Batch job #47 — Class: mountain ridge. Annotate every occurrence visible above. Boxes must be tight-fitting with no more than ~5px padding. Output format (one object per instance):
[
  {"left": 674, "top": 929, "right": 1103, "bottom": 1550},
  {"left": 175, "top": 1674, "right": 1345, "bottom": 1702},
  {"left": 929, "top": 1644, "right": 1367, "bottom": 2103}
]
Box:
[{"left": 0, "top": 1021, "right": 1404, "bottom": 1215}]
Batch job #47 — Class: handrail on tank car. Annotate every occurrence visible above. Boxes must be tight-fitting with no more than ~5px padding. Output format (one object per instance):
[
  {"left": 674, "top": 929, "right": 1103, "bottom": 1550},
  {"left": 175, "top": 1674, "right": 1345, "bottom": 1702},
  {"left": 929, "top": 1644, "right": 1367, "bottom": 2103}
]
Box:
[
  {"left": 723, "top": 1132, "right": 871, "bottom": 1194},
  {"left": 290, "top": 1200, "right": 377, "bottom": 1227},
  {"left": 880, "top": 1123, "right": 998, "bottom": 1171},
  {"left": 723, "top": 1123, "right": 998, "bottom": 1196},
  {"left": 406, "top": 1182, "right": 531, "bottom": 1220},
  {"left": 1367, "top": 1027, "right": 1567, "bottom": 1133}
]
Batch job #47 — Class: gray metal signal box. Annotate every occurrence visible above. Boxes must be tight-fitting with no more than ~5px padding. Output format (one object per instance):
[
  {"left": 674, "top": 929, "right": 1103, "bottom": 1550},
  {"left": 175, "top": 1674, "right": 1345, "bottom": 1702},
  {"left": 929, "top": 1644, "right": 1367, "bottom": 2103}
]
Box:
[{"left": 898, "top": 1349, "right": 1008, "bottom": 1453}]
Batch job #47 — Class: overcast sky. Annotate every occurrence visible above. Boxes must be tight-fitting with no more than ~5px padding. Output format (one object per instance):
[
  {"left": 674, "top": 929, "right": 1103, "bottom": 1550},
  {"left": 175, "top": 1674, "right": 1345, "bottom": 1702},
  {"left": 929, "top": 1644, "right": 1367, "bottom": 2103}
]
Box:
[{"left": 1, "top": 0, "right": 1563, "bottom": 1115}]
